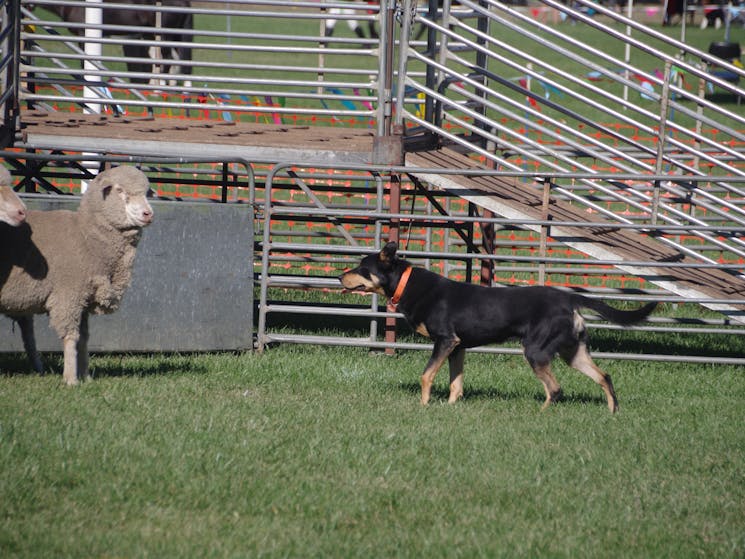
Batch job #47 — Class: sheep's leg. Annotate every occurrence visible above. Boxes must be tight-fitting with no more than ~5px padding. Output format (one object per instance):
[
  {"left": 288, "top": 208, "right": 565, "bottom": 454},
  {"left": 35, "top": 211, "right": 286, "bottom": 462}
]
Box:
[
  {"left": 77, "top": 313, "right": 90, "bottom": 381},
  {"left": 49, "top": 307, "right": 81, "bottom": 385},
  {"left": 53, "top": 309, "right": 88, "bottom": 386},
  {"left": 61, "top": 334, "right": 79, "bottom": 386},
  {"left": 17, "top": 316, "right": 44, "bottom": 374}
]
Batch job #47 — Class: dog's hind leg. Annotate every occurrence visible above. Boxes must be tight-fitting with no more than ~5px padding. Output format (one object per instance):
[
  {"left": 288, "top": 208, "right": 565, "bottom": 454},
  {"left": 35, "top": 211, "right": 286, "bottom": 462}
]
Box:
[
  {"left": 421, "top": 336, "right": 460, "bottom": 405},
  {"left": 529, "top": 361, "right": 563, "bottom": 411},
  {"left": 523, "top": 322, "right": 570, "bottom": 410},
  {"left": 561, "top": 342, "right": 618, "bottom": 413},
  {"left": 447, "top": 347, "right": 466, "bottom": 403}
]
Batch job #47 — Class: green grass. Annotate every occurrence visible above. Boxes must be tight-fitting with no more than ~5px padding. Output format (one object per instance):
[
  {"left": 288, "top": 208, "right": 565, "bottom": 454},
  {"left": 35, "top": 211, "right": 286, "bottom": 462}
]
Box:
[{"left": 1, "top": 347, "right": 744, "bottom": 558}]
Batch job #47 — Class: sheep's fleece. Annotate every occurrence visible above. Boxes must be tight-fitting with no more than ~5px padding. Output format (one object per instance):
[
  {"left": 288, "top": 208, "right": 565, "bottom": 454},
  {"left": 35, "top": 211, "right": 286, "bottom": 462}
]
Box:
[
  {"left": 0, "top": 166, "right": 154, "bottom": 384},
  {"left": 0, "top": 165, "right": 27, "bottom": 227}
]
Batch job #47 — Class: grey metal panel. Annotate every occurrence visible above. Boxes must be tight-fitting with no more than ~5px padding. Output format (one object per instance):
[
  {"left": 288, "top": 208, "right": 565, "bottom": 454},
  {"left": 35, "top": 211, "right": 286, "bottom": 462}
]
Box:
[{"left": 0, "top": 197, "right": 254, "bottom": 352}]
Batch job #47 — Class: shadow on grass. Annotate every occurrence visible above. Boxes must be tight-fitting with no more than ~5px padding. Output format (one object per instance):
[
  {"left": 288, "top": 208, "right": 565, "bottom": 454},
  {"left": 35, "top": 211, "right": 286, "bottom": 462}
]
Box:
[
  {"left": 91, "top": 353, "right": 212, "bottom": 379},
  {"left": 0, "top": 352, "right": 211, "bottom": 379},
  {"left": 397, "top": 381, "right": 609, "bottom": 408}
]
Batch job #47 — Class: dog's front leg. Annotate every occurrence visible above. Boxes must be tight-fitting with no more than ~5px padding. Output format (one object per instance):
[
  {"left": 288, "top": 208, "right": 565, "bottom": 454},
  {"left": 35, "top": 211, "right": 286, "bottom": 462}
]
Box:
[
  {"left": 421, "top": 336, "right": 460, "bottom": 405},
  {"left": 448, "top": 347, "right": 466, "bottom": 403}
]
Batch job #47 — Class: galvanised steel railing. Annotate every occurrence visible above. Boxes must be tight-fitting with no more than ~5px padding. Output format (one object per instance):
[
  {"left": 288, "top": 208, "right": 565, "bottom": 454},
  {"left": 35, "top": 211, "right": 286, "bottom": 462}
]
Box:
[
  {"left": 256, "top": 161, "right": 745, "bottom": 363},
  {"left": 392, "top": 0, "right": 745, "bottom": 300},
  {"left": 19, "top": 0, "right": 384, "bottom": 127},
  {"left": 2, "top": 0, "right": 744, "bottom": 358},
  {"left": 0, "top": 0, "right": 20, "bottom": 147}
]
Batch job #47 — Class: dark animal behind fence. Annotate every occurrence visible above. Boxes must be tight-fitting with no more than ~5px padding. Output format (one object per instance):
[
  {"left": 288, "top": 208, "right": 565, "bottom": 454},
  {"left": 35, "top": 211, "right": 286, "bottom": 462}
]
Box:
[{"left": 36, "top": 0, "right": 193, "bottom": 86}]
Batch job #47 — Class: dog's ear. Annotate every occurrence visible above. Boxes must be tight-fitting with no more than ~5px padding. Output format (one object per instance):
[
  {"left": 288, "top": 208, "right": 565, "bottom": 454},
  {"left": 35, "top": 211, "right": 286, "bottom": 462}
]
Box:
[{"left": 379, "top": 242, "right": 398, "bottom": 263}]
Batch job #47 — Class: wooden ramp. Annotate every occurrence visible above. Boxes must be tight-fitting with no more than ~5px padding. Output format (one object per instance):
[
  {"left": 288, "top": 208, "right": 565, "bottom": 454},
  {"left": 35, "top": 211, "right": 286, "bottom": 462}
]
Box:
[
  {"left": 18, "top": 111, "right": 375, "bottom": 165},
  {"left": 407, "top": 148, "right": 745, "bottom": 324}
]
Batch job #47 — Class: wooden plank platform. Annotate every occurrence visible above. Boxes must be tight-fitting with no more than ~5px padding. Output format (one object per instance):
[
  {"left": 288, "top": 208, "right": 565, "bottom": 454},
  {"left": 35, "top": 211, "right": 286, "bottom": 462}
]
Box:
[
  {"left": 407, "top": 148, "right": 745, "bottom": 321},
  {"left": 18, "top": 111, "right": 376, "bottom": 164}
]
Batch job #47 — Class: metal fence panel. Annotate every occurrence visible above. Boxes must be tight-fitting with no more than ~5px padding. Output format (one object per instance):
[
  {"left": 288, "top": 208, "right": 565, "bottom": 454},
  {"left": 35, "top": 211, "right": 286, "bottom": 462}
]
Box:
[{"left": 0, "top": 196, "right": 254, "bottom": 352}]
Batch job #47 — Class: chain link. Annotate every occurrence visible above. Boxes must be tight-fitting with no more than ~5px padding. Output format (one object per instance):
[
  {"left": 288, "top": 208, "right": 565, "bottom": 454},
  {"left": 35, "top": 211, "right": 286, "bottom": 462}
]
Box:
[{"left": 394, "top": 0, "right": 419, "bottom": 36}]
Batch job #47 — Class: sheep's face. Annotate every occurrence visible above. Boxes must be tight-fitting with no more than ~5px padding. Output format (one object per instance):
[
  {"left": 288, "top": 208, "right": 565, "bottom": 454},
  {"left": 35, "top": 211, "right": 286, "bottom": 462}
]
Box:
[
  {"left": 86, "top": 167, "right": 154, "bottom": 230},
  {"left": 0, "top": 185, "right": 27, "bottom": 227},
  {"left": 114, "top": 183, "right": 154, "bottom": 228},
  {"left": 0, "top": 166, "right": 26, "bottom": 227}
]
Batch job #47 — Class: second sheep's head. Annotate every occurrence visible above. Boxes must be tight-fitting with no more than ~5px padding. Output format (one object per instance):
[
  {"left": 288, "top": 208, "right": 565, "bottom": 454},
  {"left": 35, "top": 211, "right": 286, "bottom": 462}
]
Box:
[
  {"left": 80, "top": 166, "right": 154, "bottom": 233},
  {"left": 0, "top": 165, "right": 27, "bottom": 227}
]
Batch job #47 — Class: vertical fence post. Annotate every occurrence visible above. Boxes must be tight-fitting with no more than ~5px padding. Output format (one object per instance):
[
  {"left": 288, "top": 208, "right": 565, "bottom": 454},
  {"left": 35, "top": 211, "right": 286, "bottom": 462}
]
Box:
[
  {"left": 385, "top": 173, "right": 401, "bottom": 354},
  {"left": 0, "top": 0, "right": 20, "bottom": 148},
  {"left": 381, "top": 0, "right": 396, "bottom": 138},
  {"left": 370, "top": 173, "right": 385, "bottom": 344},
  {"left": 538, "top": 177, "right": 551, "bottom": 286},
  {"left": 318, "top": 5, "right": 326, "bottom": 97},
  {"left": 221, "top": 162, "right": 228, "bottom": 203},
  {"left": 480, "top": 137, "right": 498, "bottom": 286},
  {"left": 651, "top": 59, "right": 674, "bottom": 225},
  {"left": 393, "top": 0, "right": 412, "bottom": 132},
  {"left": 152, "top": 1, "right": 163, "bottom": 86},
  {"left": 83, "top": 0, "right": 102, "bottom": 115},
  {"left": 375, "top": 0, "right": 403, "bottom": 165},
  {"left": 81, "top": 0, "right": 103, "bottom": 192}
]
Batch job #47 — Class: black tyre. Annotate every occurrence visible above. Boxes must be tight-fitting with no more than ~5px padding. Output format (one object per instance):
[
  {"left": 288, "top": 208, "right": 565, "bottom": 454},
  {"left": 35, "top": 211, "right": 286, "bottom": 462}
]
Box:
[{"left": 708, "top": 41, "right": 742, "bottom": 61}]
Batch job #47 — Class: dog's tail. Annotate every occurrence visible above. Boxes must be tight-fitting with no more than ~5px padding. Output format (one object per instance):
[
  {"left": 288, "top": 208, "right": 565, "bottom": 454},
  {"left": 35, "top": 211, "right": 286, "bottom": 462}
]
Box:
[{"left": 573, "top": 294, "right": 657, "bottom": 326}]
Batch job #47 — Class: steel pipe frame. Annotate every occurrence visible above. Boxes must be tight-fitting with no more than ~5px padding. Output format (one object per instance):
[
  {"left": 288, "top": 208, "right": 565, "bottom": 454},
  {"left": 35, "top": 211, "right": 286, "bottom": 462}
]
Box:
[
  {"left": 0, "top": 149, "right": 256, "bottom": 204},
  {"left": 403, "top": 19, "right": 745, "bottom": 185},
  {"left": 2, "top": 154, "right": 742, "bottom": 359},
  {"left": 257, "top": 160, "right": 745, "bottom": 361},
  {"left": 5, "top": 0, "right": 744, "bottom": 360},
  {"left": 20, "top": 0, "right": 379, "bottom": 118}
]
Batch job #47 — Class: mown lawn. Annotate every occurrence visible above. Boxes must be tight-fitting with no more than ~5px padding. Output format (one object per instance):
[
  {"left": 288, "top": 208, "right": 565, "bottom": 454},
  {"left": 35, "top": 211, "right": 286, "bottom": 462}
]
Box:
[{"left": 1, "top": 345, "right": 743, "bottom": 558}]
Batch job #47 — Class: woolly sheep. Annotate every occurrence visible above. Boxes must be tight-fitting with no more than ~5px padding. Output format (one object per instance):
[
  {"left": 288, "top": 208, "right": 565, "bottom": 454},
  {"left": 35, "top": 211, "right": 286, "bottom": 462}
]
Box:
[
  {"left": 0, "top": 166, "right": 154, "bottom": 384},
  {"left": 0, "top": 166, "right": 27, "bottom": 227}
]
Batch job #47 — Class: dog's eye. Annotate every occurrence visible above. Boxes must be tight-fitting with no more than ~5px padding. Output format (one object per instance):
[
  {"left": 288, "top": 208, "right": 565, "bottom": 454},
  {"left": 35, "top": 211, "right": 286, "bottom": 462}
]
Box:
[{"left": 359, "top": 269, "right": 371, "bottom": 280}]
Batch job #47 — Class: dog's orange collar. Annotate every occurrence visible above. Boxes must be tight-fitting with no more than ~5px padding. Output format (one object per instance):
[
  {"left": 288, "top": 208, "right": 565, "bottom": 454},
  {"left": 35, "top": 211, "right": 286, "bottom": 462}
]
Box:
[{"left": 390, "top": 266, "right": 412, "bottom": 306}]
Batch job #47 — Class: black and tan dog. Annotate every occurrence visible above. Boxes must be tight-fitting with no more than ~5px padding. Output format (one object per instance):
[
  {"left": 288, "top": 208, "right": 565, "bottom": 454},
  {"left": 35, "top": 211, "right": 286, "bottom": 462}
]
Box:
[{"left": 339, "top": 242, "right": 657, "bottom": 413}]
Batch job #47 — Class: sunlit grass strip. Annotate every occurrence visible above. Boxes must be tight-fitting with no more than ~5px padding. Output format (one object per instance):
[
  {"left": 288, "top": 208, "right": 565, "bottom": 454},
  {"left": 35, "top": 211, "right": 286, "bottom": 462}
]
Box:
[{"left": 0, "top": 347, "right": 743, "bottom": 558}]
